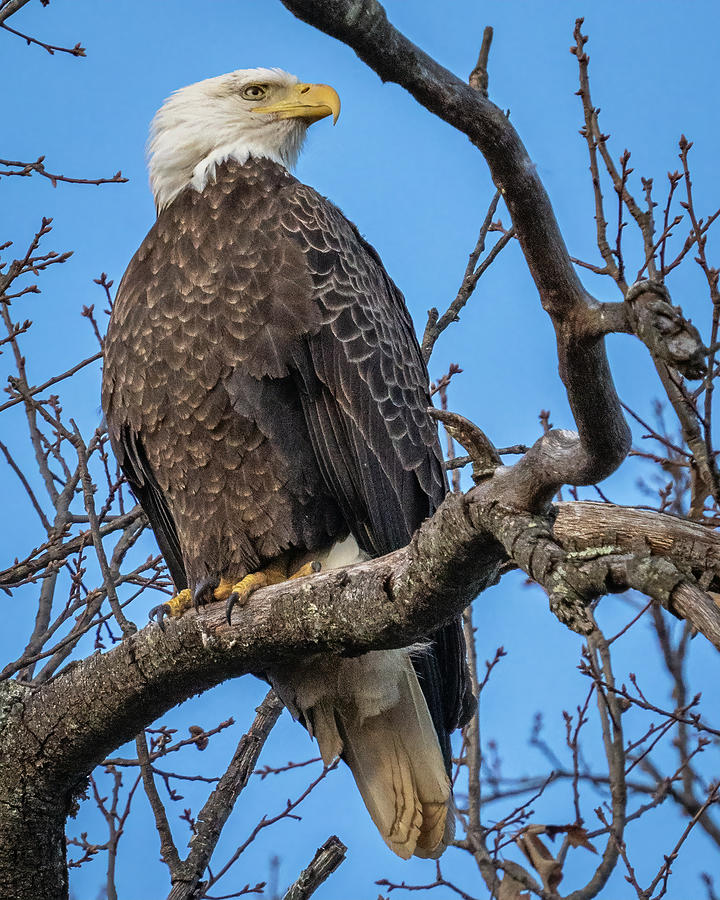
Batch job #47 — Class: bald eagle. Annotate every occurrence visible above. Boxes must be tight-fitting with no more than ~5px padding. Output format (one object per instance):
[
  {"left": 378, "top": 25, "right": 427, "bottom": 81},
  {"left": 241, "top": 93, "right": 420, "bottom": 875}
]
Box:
[{"left": 102, "top": 68, "right": 474, "bottom": 860}]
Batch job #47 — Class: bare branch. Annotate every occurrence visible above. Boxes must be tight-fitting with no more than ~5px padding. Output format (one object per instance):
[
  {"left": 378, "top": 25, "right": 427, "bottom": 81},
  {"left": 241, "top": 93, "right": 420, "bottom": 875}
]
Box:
[
  {"left": 166, "top": 692, "right": 283, "bottom": 900},
  {"left": 0, "top": 157, "right": 126, "bottom": 185},
  {"left": 0, "top": 352, "right": 102, "bottom": 415},
  {"left": 0, "top": 0, "right": 32, "bottom": 25},
  {"left": 0, "top": 23, "right": 85, "bottom": 56},
  {"left": 71, "top": 421, "right": 136, "bottom": 638},
  {"left": 282, "top": 835, "right": 347, "bottom": 900},
  {"left": 468, "top": 26, "right": 493, "bottom": 96},
  {"left": 0, "top": 505, "right": 145, "bottom": 589},
  {"left": 137, "top": 732, "right": 182, "bottom": 878}
]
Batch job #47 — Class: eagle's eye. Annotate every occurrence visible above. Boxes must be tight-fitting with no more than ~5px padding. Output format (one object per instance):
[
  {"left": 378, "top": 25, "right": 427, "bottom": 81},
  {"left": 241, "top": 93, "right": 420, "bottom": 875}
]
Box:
[{"left": 241, "top": 84, "right": 267, "bottom": 101}]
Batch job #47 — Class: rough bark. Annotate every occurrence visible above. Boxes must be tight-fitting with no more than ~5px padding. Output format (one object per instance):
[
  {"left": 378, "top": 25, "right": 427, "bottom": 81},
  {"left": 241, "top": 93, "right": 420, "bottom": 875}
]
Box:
[
  {"left": 0, "top": 681, "right": 70, "bottom": 900},
  {"left": 0, "top": 491, "right": 502, "bottom": 899},
  {"left": 282, "top": 836, "right": 347, "bottom": 900}
]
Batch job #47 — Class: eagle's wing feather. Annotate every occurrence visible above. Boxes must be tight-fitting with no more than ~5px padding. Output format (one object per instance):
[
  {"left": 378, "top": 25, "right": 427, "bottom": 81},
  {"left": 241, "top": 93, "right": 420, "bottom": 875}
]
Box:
[
  {"left": 116, "top": 427, "right": 188, "bottom": 591},
  {"left": 279, "top": 182, "right": 473, "bottom": 759},
  {"left": 285, "top": 185, "right": 446, "bottom": 552}
]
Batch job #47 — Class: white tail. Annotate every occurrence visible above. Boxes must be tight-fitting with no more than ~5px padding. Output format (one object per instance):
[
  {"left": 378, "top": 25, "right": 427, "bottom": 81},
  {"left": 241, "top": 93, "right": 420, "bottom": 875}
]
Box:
[{"left": 269, "top": 648, "right": 453, "bottom": 859}]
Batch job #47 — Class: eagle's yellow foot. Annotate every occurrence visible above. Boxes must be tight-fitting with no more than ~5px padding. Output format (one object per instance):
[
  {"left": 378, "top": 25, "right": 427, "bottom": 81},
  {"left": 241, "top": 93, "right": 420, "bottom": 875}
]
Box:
[
  {"left": 219, "top": 558, "right": 322, "bottom": 624},
  {"left": 167, "top": 588, "right": 193, "bottom": 616},
  {"left": 150, "top": 588, "right": 193, "bottom": 631},
  {"left": 215, "top": 559, "right": 287, "bottom": 624},
  {"left": 289, "top": 560, "right": 322, "bottom": 580}
]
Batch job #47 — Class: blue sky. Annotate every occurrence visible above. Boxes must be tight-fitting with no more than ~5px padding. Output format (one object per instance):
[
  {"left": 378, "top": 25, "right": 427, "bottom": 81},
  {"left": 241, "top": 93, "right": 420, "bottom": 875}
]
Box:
[{"left": 2, "top": 1, "right": 720, "bottom": 898}]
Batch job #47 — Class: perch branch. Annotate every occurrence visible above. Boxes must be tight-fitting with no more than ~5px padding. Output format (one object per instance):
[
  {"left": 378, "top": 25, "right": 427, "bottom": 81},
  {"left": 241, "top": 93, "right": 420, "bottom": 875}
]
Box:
[{"left": 5, "top": 488, "right": 720, "bottom": 802}]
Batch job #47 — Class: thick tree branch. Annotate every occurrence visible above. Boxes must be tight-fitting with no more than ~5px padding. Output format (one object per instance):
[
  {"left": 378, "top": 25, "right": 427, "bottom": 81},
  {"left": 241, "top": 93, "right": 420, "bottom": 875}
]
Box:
[
  {"left": 624, "top": 281, "right": 706, "bottom": 380},
  {"left": 3, "top": 472, "right": 720, "bottom": 897},
  {"left": 4, "top": 11, "right": 719, "bottom": 897},
  {"left": 552, "top": 501, "right": 720, "bottom": 582},
  {"left": 0, "top": 492, "right": 503, "bottom": 794},
  {"left": 4, "top": 490, "right": 720, "bottom": 807}
]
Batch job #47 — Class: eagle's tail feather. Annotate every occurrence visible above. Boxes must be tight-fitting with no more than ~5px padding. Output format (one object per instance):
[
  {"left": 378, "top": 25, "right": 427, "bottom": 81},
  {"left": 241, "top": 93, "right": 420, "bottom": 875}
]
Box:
[
  {"left": 273, "top": 650, "right": 452, "bottom": 860},
  {"left": 336, "top": 693, "right": 450, "bottom": 859}
]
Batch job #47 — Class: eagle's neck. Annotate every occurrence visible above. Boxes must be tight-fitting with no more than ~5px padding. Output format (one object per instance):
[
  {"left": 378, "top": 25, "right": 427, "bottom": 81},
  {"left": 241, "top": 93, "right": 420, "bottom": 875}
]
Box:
[{"left": 149, "top": 118, "right": 307, "bottom": 213}]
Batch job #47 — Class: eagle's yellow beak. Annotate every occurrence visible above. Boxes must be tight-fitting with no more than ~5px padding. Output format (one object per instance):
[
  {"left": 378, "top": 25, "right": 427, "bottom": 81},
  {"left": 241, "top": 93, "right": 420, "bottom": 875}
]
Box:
[{"left": 254, "top": 83, "right": 341, "bottom": 125}]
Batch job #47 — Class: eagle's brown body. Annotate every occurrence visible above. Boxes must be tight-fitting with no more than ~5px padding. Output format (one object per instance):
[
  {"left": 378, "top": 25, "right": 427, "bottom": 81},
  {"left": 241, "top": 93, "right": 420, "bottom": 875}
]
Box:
[{"left": 102, "top": 155, "right": 473, "bottom": 858}]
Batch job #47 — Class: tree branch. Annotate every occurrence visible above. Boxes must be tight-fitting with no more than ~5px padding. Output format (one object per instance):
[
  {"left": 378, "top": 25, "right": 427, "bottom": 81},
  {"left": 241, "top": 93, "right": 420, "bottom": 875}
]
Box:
[
  {"left": 167, "top": 692, "right": 284, "bottom": 900},
  {"left": 0, "top": 491, "right": 503, "bottom": 791},
  {"left": 0, "top": 158, "right": 125, "bottom": 185},
  {"left": 0, "top": 0, "right": 32, "bottom": 26},
  {"left": 0, "top": 23, "right": 85, "bottom": 57},
  {"left": 4, "top": 485, "right": 720, "bottom": 806}
]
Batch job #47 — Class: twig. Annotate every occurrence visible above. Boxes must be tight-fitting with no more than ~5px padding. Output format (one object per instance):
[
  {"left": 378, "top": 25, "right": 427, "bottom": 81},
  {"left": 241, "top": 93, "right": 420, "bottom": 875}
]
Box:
[
  {"left": 468, "top": 26, "right": 493, "bottom": 96},
  {"left": 137, "top": 731, "right": 182, "bottom": 877},
  {"left": 71, "top": 421, "right": 136, "bottom": 637},
  {"left": 0, "top": 505, "right": 145, "bottom": 588},
  {"left": 0, "top": 157, "right": 125, "bottom": 185},
  {"left": 571, "top": 20, "right": 624, "bottom": 290},
  {"left": 0, "top": 352, "right": 102, "bottom": 414},
  {"left": 0, "top": 23, "right": 85, "bottom": 56},
  {"left": 378, "top": 860, "right": 480, "bottom": 900},
  {"left": 422, "top": 197, "right": 514, "bottom": 362},
  {"left": 462, "top": 608, "right": 482, "bottom": 834},
  {"left": 206, "top": 760, "right": 338, "bottom": 889},
  {"left": 0, "top": 438, "right": 51, "bottom": 531}
]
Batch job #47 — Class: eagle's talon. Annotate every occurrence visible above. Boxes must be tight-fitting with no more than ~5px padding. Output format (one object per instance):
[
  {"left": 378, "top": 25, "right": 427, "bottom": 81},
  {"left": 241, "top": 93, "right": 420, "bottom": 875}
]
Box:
[
  {"left": 149, "top": 602, "right": 171, "bottom": 631},
  {"left": 226, "top": 592, "right": 240, "bottom": 624},
  {"left": 193, "top": 578, "right": 218, "bottom": 610},
  {"left": 221, "top": 560, "right": 321, "bottom": 625}
]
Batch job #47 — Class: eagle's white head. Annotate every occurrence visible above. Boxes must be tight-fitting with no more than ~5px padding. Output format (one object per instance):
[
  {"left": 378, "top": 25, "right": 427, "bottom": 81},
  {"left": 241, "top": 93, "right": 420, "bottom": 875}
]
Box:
[{"left": 148, "top": 68, "right": 341, "bottom": 212}]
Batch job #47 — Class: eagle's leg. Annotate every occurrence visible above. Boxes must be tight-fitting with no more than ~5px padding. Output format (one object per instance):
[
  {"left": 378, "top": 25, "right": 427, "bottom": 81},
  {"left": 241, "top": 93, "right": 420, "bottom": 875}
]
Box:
[
  {"left": 218, "top": 557, "right": 322, "bottom": 624},
  {"left": 166, "top": 587, "right": 193, "bottom": 616}
]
